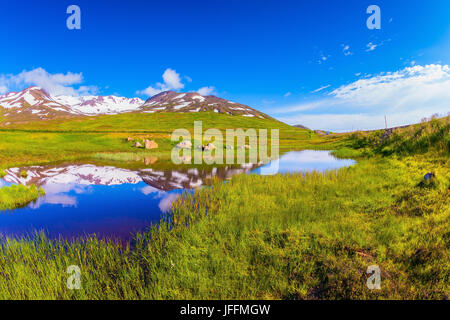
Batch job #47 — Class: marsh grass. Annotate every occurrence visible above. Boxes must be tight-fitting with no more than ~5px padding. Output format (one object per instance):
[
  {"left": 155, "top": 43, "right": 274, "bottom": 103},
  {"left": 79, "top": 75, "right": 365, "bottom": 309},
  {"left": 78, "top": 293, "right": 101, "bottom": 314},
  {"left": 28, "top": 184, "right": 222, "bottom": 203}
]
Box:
[
  {"left": 0, "top": 185, "right": 45, "bottom": 210},
  {"left": 0, "top": 154, "right": 447, "bottom": 299},
  {"left": 92, "top": 152, "right": 160, "bottom": 162},
  {"left": 0, "top": 114, "right": 448, "bottom": 300}
]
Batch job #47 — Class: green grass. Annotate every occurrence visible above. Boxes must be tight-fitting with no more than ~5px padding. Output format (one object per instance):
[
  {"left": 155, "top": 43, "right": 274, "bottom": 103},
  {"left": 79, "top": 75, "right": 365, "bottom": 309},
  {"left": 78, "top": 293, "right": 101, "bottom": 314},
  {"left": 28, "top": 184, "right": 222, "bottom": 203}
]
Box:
[
  {"left": 92, "top": 151, "right": 161, "bottom": 162},
  {"left": 1, "top": 112, "right": 295, "bottom": 132},
  {"left": 0, "top": 113, "right": 448, "bottom": 299},
  {"left": 0, "top": 112, "right": 316, "bottom": 168},
  {"left": 0, "top": 155, "right": 447, "bottom": 299},
  {"left": 346, "top": 116, "right": 450, "bottom": 156},
  {"left": 0, "top": 185, "right": 45, "bottom": 210}
]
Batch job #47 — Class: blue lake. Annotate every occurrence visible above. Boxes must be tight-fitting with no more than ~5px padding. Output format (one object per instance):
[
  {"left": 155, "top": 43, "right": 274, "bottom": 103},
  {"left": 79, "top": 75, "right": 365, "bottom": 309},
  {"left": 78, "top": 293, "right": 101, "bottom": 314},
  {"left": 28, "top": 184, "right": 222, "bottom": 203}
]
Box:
[{"left": 0, "top": 150, "right": 355, "bottom": 242}]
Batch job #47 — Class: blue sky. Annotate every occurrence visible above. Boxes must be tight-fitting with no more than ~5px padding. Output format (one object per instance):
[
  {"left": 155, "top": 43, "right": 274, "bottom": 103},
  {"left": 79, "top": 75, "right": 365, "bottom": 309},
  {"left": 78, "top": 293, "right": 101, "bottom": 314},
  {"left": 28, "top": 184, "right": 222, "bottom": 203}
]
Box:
[{"left": 1, "top": 0, "right": 449, "bottom": 130}]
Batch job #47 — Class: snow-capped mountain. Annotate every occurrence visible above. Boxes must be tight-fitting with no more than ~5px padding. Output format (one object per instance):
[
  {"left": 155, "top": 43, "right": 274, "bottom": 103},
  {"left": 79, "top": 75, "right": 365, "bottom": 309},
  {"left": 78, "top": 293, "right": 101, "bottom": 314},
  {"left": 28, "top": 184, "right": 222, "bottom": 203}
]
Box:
[
  {"left": 0, "top": 86, "right": 55, "bottom": 109},
  {"left": 0, "top": 87, "right": 144, "bottom": 121},
  {"left": 0, "top": 87, "right": 271, "bottom": 123},
  {"left": 140, "top": 91, "right": 271, "bottom": 119},
  {"left": 0, "top": 87, "right": 76, "bottom": 121},
  {"left": 53, "top": 95, "right": 144, "bottom": 115}
]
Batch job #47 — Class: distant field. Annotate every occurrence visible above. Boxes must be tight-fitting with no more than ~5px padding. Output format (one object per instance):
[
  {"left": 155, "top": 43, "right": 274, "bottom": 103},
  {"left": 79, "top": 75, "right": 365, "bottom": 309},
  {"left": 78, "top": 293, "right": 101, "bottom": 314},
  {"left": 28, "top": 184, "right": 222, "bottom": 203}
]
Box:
[
  {"left": 1, "top": 112, "right": 295, "bottom": 132},
  {"left": 0, "top": 112, "right": 336, "bottom": 168}
]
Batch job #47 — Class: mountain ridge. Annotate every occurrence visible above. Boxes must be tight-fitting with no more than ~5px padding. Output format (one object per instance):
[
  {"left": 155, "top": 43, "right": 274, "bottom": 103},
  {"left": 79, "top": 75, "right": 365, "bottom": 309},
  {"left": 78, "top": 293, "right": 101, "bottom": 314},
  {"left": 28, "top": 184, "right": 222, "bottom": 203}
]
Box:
[
  {"left": 0, "top": 87, "right": 272, "bottom": 123},
  {"left": 140, "top": 90, "right": 270, "bottom": 119}
]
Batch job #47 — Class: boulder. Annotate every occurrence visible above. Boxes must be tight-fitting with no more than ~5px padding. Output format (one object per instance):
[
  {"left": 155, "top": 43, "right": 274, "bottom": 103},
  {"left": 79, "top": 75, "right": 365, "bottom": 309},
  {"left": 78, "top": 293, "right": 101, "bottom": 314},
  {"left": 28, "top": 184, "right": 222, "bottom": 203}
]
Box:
[
  {"left": 418, "top": 172, "right": 437, "bottom": 188},
  {"left": 424, "top": 172, "right": 435, "bottom": 181},
  {"left": 133, "top": 141, "right": 143, "bottom": 148},
  {"left": 144, "top": 139, "right": 158, "bottom": 149},
  {"left": 144, "top": 156, "right": 158, "bottom": 165}
]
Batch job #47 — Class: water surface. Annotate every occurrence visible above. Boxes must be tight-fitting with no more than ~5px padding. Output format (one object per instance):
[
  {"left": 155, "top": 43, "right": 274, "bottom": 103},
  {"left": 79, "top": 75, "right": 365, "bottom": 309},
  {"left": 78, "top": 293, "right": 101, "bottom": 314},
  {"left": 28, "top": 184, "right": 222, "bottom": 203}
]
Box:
[{"left": 0, "top": 150, "right": 354, "bottom": 242}]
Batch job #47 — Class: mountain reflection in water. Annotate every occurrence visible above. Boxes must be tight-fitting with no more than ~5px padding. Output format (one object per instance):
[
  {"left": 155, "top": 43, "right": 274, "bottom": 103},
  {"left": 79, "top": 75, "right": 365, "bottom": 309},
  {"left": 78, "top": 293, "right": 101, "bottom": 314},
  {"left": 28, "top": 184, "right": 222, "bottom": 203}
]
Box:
[{"left": 0, "top": 150, "right": 354, "bottom": 242}]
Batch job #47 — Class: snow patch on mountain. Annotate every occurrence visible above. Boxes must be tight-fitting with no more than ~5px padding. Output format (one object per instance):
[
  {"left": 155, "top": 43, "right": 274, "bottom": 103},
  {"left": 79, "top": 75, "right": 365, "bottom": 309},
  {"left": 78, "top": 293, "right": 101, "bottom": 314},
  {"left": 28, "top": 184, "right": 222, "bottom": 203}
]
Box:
[
  {"left": 0, "top": 87, "right": 144, "bottom": 116},
  {"left": 53, "top": 95, "right": 144, "bottom": 115}
]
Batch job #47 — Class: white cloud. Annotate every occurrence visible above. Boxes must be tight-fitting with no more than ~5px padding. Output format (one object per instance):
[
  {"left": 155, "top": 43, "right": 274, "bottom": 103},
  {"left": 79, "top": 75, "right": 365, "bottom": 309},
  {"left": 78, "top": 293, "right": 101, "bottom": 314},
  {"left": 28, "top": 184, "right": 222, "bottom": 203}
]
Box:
[
  {"left": 137, "top": 86, "right": 165, "bottom": 97},
  {"left": 137, "top": 68, "right": 185, "bottom": 97},
  {"left": 278, "top": 111, "right": 440, "bottom": 132},
  {"left": 138, "top": 69, "right": 216, "bottom": 97},
  {"left": 366, "top": 39, "right": 391, "bottom": 52},
  {"left": 197, "top": 86, "right": 216, "bottom": 96},
  {"left": 366, "top": 42, "right": 378, "bottom": 52},
  {"left": 0, "top": 68, "right": 97, "bottom": 96},
  {"left": 311, "top": 85, "right": 331, "bottom": 93},
  {"left": 272, "top": 100, "right": 331, "bottom": 114},
  {"left": 262, "top": 99, "right": 275, "bottom": 105},
  {"left": 0, "top": 85, "right": 8, "bottom": 94},
  {"left": 330, "top": 64, "right": 450, "bottom": 111},
  {"left": 284, "top": 92, "right": 291, "bottom": 97},
  {"left": 162, "top": 68, "right": 184, "bottom": 90},
  {"left": 77, "top": 85, "right": 100, "bottom": 96},
  {"left": 272, "top": 64, "right": 450, "bottom": 131},
  {"left": 342, "top": 44, "right": 353, "bottom": 56},
  {"left": 317, "top": 52, "right": 330, "bottom": 64}
]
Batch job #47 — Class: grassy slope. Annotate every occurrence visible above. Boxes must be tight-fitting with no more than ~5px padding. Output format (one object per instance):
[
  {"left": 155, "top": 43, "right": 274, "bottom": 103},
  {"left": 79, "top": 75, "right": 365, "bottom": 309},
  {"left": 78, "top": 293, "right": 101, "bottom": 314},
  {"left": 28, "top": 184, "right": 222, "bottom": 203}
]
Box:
[
  {"left": 0, "top": 116, "right": 448, "bottom": 299},
  {"left": 0, "top": 112, "right": 320, "bottom": 168},
  {"left": 345, "top": 116, "right": 450, "bottom": 156}
]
